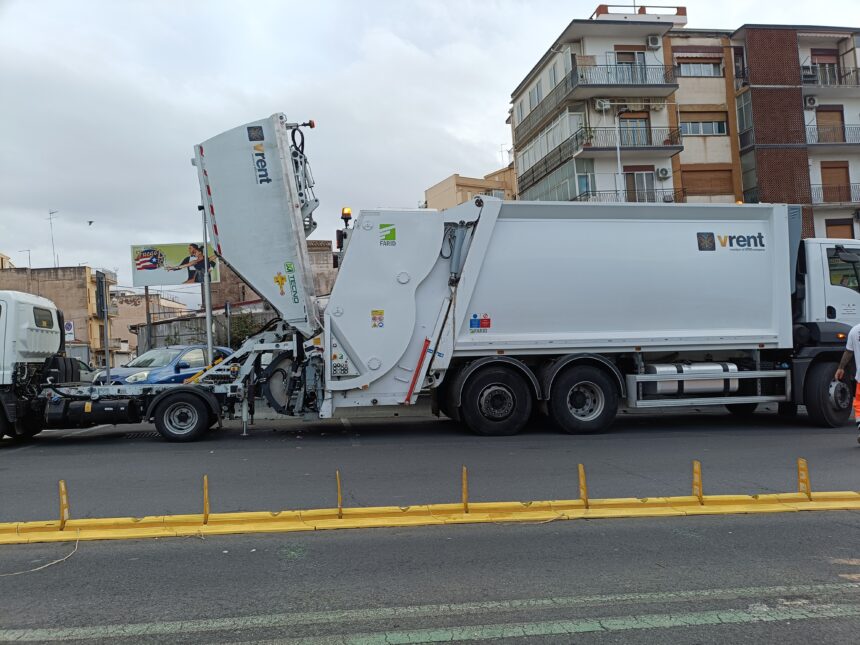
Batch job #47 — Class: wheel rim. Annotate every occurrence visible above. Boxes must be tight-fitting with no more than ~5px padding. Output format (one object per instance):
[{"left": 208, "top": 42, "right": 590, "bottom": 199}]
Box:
[
  {"left": 477, "top": 384, "right": 515, "bottom": 421},
  {"left": 163, "top": 402, "right": 199, "bottom": 435},
  {"left": 567, "top": 381, "right": 605, "bottom": 421},
  {"left": 829, "top": 380, "right": 852, "bottom": 411}
]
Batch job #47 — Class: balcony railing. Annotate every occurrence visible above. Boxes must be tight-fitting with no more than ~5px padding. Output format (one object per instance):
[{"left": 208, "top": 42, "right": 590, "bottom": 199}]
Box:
[
  {"left": 806, "top": 124, "right": 860, "bottom": 145},
  {"left": 517, "top": 127, "right": 682, "bottom": 193},
  {"left": 513, "top": 64, "right": 676, "bottom": 145},
  {"left": 811, "top": 183, "right": 860, "bottom": 204},
  {"left": 572, "top": 188, "right": 686, "bottom": 204},
  {"left": 575, "top": 126, "right": 682, "bottom": 149},
  {"left": 801, "top": 65, "right": 860, "bottom": 87}
]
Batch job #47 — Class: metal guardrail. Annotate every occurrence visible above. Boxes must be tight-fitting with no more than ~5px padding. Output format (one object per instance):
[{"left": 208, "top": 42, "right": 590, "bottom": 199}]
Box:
[
  {"left": 810, "top": 183, "right": 860, "bottom": 204},
  {"left": 801, "top": 65, "right": 860, "bottom": 87},
  {"left": 513, "top": 64, "right": 676, "bottom": 145},
  {"left": 807, "top": 124, "right": 860, "bottom": 145},
  {"left": 572, "top": 188, "right": 686, "bottom": 203}
]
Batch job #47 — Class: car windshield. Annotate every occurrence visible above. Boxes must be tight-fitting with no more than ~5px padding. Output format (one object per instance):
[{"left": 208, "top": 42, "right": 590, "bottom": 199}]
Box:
[{"left": 126, "top": 348, "right": 184, "bottom": 368}]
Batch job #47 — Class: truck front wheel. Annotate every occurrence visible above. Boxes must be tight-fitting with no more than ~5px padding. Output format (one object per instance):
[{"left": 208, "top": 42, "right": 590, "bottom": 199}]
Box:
[
  {"left": 460, "top": 366, "right": 533, "bottom": 436},
  {"left": 804, "top": 361, "right": 853, "bottom": 428},
  {"left": 549, "top": 365, "right": 618, "bottom": 434},
  {"left": 154, "top": 393, "right": 210, "bottom": 442}
]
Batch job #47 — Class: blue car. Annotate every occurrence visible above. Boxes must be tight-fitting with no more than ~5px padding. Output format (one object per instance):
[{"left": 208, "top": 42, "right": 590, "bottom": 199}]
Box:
[{"left": 94, "top": 345, "right": 232, "bottom": 385}]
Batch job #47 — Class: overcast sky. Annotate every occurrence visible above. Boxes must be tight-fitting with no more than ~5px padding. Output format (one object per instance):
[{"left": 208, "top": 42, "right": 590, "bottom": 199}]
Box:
[{"left": 1, "top": 0, "right": 857, "bottom": 304}]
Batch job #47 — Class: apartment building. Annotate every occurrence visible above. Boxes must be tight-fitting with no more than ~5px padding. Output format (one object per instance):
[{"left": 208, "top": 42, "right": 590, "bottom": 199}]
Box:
[
  {"left": 425, "top": 166, "right": 517, "bottom": 210},
  {"left": 733, "top": 24, "right": 860, "bottom": 236},
  {"left": 510, "top": 5, "right": 860, "bottom": 238},
  {"left": 0, "top": 265, "right": 118, "bottom": 365}
]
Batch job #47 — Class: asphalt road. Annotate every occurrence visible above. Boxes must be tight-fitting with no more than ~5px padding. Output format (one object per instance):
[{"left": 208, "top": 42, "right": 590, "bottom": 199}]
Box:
[
  {"left": 1, "top": 409, "right": 859, "bottom": 643},
  {"left": 0, "top": 407, "right": 857, "bottom": 522},
  {"left": 0, "top": 513, "right": 858, "bottom": 643}
]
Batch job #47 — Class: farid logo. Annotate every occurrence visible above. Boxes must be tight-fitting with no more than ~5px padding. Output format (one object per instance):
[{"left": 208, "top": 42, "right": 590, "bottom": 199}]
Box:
[
  {"left": 697, "top": 231, "right": 766, "bottom": 252},
  {"left": 379, "top": 224, "right": 397, "bottom": 246}
]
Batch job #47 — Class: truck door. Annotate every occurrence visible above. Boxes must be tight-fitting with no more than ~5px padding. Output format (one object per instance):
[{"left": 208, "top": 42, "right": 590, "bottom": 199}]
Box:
[{"left": 822, "top": 245, "right": 860, "bottom": 326}]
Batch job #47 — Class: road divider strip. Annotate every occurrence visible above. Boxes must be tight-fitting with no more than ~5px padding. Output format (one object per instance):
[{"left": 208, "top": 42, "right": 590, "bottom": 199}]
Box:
[{"left": 1, "top": 458, "right": 858, "bottom": 545}]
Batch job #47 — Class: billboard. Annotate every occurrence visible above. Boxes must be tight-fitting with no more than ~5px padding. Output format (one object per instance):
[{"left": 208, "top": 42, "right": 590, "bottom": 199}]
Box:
[{"left": 130, "top": 243, "right": 221, "bottom": 287}]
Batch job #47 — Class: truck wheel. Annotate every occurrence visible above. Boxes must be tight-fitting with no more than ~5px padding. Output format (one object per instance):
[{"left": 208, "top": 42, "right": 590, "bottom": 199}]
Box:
[
  {"left": 549, "top": 365, "right": 618, "bottom": 434},
  {"left": 804, "top": 361, "right": 853, "bottom": 428},
  {"left": 460, "top": 366, "right": 532, "bottom": 436},
  {"left": 154, "top": 393, "right": 210, "bottom": 442},
  {"left": 0, "top": 410, "right": 14, "bottom": 439},
  {"left": 726, "top": 403, "right": 758, "bottom": 417}
]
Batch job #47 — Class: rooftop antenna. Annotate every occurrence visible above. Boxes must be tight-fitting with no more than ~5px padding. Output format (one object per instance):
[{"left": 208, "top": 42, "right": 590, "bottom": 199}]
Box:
[{"left": 47, "top": 209, "right": 59, "bottom": 267}]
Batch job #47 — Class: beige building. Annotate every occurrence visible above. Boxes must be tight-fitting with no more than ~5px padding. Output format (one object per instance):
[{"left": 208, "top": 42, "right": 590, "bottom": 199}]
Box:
[
  {"left": 210, "top": 240, "right": 339, "bottom": 309},
  {"left": 0, "top": 253, "right": 15, "bottom": 269},
  {"left": 0, "top": 266, "right": 118, "bottom": 365},
  {"left": 111, "top": 290, "right": 187, "bottom": 353},
  {"left": 424, "top": 164, "right": 517, "bottom": 210}
]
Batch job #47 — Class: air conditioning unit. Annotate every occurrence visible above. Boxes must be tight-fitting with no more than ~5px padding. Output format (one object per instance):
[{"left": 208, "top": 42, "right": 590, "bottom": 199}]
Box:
[
  {"left": 594, "top": 98, "right": 612, "bottom": 112},
  {"left": 647, "top": 35, "right": 661, "bottom": 50},
  {"left": 649, "top": 99, "right": 665, "bottom": 111},
  {"left": 627, "top": 100, "right": 646, "bottom": 112},
  {"left": 656, "top": 167, "right": 671, "bottom": 180},
  {"left": 805, "top": 95, "right": 818, "bottom": 109}
]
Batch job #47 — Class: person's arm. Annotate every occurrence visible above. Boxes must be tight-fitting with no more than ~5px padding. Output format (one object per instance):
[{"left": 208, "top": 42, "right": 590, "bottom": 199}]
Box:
[{"left": 836, "top": 349, "right": 854, "bottom": 381}]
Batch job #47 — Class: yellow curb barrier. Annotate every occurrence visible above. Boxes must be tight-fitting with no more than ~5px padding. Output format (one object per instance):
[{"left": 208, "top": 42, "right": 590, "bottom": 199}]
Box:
[{"left": 0, "top": 458, "right": 858, "bottom": 545}]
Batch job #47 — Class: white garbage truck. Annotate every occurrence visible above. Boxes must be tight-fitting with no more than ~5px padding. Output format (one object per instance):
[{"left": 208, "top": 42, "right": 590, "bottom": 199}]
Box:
[{"left": 2, "top": 113, "right": 860, "bottom": 441}]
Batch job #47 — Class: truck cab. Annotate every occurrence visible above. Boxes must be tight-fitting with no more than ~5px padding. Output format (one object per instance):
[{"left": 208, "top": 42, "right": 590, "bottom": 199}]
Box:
[
  {"left": 0, "top": 290, "right": 64, "bottom": 439},
  {"left": 802, "top": 238, "right": 860, "bottom": 327}
]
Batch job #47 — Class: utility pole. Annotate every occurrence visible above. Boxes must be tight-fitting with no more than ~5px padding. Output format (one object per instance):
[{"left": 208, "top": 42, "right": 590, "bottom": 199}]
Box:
[
  {"left": 143, "top": 286, "right": 152, "bottom": 353},
  {"left": 47, "top": 210, "right": 59, "bottom": 268}
]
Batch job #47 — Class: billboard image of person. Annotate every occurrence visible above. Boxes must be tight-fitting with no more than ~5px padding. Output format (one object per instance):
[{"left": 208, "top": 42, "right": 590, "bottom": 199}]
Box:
[{"left": 131, "top": 243, "right": 221, "bottom": 287}]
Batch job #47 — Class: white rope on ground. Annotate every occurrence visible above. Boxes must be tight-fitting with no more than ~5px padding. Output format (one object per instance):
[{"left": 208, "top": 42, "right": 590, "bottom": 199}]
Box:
[{"left": 0, "top": 538, "right": 79, "bottom": 577}]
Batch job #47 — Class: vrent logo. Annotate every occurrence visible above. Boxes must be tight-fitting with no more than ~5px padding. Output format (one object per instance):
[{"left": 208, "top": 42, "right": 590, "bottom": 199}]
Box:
[
  {"left": 251, "top": 143, "right": 272, "bottom": 185},
  {"left": 697, "top": 231, "right": 766, "bottom": 252}
]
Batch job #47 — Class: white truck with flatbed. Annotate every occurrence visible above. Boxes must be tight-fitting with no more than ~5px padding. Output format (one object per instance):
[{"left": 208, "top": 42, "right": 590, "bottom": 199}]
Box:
[{"left": 2, "top": 113, "right": 860, "bottom": 441}]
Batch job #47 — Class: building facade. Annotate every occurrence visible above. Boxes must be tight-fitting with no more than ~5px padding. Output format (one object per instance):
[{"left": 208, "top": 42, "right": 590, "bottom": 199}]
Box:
[
  {"left": 111, "top": 289, "right": 187, "bottom": 353},
  {"left": 0, "top": 266, "right": 119, "bottom": 365},
  {"left": 509, "top": 5, "right": 860, "bottom": 238},
  {"left": 425, "top": 165, "right": 517, "bottom": 210}
]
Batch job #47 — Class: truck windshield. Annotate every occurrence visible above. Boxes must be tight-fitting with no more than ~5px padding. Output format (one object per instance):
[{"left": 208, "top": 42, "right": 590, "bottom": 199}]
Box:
[{"left": 127, "top": 348, "right": 183, "bottom": 368}]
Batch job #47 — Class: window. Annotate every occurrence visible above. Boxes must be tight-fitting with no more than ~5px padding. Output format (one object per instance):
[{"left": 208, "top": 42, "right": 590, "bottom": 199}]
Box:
[
  {"left": 828, "top": 248, "right": 860, "bottom": 292},
  {"left": 516, "top": 101, "right": 524, "bottom": 123},
  {"left": 33, "top": 307, "right": 54, "bottom": 329},
  {"left": 737, "top": 91, "right": 753, "bottom": 133},
  {"left": 682, "top": 168, "right": 734, "bottom": 196},
  {"left": 528, "top": 80, "right": 543, "bottom": 109},
  {"left": 677, "top": 62, "right": 722, "bottom": 77},
  {"left": 181, "top": 348, "right": 206, "bottom": 368},
  {"left": 740, "top": 151, "right": 757, "bottom": 194},
  {"left": 680, "top": 121, "right": 727, "bottom": 135},
  {"left": 826, "top": 220, "right": 855, "bottom": 240},
  {"left": 549, "top": 61, "right": 558, "bottom": 87}
]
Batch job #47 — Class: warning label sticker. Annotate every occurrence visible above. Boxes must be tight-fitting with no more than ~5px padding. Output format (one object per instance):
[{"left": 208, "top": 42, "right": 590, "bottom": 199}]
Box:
[
  {"left": 371, "top": 309, "right": 385, "bottom": 328},
  {"left": 469, "top": 313, "right": 491, "bottom": 334}
]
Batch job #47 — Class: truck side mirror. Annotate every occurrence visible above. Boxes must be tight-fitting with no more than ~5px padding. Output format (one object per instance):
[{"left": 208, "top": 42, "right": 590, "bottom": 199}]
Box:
[{"left": 838, "top": 250, "right": 860, "bottom": 264}]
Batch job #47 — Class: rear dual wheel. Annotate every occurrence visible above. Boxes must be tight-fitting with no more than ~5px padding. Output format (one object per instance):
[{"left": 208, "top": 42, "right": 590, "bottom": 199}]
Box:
[
  {"left": 460, "top": 367, "right": 532, "bottom": 436},
  {"left": 549, "top": 365, "right": 618, "bottom": 434}
]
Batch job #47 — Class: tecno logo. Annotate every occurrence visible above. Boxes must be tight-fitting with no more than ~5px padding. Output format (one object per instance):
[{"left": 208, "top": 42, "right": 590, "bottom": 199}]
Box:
[{"left": 697, "top": 232, "right": 766, "bottom": 252}]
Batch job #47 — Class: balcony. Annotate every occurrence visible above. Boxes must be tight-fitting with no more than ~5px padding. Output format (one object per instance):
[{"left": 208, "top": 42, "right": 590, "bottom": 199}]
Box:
[
  {"left": 801, "top": 65, "right": 860, "bottom": 97},
  {"left": 517, "top": 127, "right": 682, "bottom": 194},
  {"left": 572, "top": 188, "right": 686, "bottom": 204},
  {"left": 806, "top": 124, "right": 860, "bottom": 150},
  {"left": 811, "top": 183, "right": 860, "bottom": 206},
  {"left": 513, "top": 64, "right": 677, "bottom": 146},
  {"left": 573, "top": 126, "right": 682, "bottom": 159}
]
